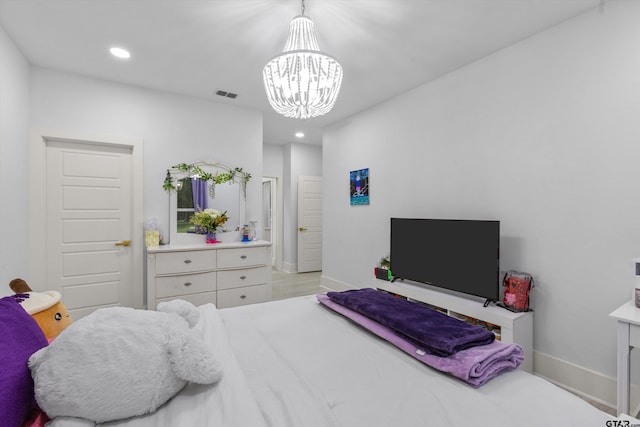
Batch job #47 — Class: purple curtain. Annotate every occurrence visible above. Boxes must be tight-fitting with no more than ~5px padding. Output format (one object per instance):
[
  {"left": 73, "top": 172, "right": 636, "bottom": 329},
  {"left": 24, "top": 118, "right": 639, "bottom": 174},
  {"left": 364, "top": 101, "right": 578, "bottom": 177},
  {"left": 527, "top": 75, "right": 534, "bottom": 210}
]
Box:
[{"left": 192, "top": 178, "right": 208, "bottom": 210}]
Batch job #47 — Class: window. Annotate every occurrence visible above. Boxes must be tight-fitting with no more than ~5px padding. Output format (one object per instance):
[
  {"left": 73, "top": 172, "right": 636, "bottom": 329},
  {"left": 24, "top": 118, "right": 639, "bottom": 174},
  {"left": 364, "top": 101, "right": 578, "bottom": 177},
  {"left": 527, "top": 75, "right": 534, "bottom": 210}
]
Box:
[{"left": 177, "top": 178, "right": 195, "bottom": 233}]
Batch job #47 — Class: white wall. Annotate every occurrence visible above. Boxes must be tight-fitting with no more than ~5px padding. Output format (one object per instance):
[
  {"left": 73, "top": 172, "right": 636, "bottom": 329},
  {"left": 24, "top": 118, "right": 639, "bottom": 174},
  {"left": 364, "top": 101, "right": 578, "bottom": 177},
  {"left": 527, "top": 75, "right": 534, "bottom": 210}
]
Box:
[
  {"left": 281, "top": 143, "right": 322, "bottom": 271},
  {"left": 263, "top": 143, "right": 284, "bottom": 177},
  {"left": 29, "top": 68, "right": 263, "bottom": 245},
  {"left": 0, "top": 25, "right": 30, "bottom": 296},
  {"left": 323, "top": 0, "right": 640, "bottom": 394}
]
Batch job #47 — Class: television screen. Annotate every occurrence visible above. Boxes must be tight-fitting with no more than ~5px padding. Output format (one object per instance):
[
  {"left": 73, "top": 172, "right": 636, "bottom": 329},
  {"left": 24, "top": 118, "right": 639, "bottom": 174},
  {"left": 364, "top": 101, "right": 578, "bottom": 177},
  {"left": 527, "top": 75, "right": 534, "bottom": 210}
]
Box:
[{"left": 390, "top": 218, "right": 500, "bottom": 302}]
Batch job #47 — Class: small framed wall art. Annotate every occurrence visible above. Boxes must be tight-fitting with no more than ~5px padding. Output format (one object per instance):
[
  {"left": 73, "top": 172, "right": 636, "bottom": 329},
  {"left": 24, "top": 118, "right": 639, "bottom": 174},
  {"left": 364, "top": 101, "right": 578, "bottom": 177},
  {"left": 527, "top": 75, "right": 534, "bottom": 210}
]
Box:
[{"left": 350, "top": 168, "right": 369, "bottom": 206}]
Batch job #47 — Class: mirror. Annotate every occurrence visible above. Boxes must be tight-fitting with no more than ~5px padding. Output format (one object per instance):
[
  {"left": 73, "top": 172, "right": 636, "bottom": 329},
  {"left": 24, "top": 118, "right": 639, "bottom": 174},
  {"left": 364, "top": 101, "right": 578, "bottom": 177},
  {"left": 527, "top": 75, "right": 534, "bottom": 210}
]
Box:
[
  {"left": 165, "top": 162, "right": 250, "bottom": 245},
  {"left": 175, "top": 178, "right": 240, "bottom": 233}
]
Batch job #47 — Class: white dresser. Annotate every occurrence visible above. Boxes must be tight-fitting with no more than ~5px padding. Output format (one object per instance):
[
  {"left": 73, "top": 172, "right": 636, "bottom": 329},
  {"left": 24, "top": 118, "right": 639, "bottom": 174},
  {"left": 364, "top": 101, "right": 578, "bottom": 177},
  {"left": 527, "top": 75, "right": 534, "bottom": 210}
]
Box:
[{"left": 146, "top": 241, "right": 272, "bottom": 310}]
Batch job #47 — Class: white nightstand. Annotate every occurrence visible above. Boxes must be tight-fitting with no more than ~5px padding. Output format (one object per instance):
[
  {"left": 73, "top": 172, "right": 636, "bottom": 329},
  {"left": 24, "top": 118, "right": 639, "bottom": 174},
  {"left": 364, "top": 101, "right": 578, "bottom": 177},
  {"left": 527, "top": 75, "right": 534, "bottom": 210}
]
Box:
[{"left": 610, "top": 300, "right": 640, "bottom": 416}]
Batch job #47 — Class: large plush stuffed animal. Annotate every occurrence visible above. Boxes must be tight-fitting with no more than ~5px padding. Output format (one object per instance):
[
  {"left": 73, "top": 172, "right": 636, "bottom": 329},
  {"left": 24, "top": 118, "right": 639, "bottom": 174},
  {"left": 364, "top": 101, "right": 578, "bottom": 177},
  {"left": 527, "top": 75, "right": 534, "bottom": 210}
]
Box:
[
  {"left": 9, "top": 278, "right": 72, "bottom": 340},
  {"left": 28, "top": 299, "right": 223, "bottom": 424}
]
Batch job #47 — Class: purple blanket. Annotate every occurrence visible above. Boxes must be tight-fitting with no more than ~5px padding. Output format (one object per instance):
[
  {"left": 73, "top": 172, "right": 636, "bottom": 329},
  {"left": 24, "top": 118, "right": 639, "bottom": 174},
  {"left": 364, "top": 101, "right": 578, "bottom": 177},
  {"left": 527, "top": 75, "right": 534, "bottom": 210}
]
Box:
[
  {"left": 326, "top": 288, "right": 494, "bottom": 356},
  {"left": 317, "top": 294, "right": 523, "bottom": 387}
]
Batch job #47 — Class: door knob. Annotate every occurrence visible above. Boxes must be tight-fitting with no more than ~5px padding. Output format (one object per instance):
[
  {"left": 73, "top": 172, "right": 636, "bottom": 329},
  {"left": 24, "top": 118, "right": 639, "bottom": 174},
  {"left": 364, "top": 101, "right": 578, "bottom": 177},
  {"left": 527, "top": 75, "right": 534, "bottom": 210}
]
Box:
[
  {"left": 115, "top": 240, "right": 131, "bottom": 247},
  {"left": 298, "top": 227, "right": 307, "bottom": 232}
]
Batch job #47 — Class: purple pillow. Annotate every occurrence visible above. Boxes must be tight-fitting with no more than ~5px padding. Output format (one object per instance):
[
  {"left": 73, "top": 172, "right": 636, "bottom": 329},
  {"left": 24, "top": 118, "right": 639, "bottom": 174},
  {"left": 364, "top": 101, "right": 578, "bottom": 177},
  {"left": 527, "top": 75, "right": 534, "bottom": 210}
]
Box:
[{"left": 0, "top": 296, "right": 49, "bottom": 427}]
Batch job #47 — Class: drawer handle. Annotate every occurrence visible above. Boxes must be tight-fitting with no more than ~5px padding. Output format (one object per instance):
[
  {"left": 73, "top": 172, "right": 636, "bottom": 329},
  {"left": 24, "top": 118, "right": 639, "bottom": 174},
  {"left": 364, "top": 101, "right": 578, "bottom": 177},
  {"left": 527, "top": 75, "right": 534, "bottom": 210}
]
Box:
[
  {"left": 240, "top": 295, "right": 247, "bottom": 299},
  {"left": 183, "top": 282, "right": 192, "bottom": 287},
  {"left": 240, "top": 255, "right": 247, "bottom": 259},
  {"left": 240, "top": 275, "right": 247, "bottom": 280},
  {"left": 184, "top": 259, "right": 192, "bottom": 264}
]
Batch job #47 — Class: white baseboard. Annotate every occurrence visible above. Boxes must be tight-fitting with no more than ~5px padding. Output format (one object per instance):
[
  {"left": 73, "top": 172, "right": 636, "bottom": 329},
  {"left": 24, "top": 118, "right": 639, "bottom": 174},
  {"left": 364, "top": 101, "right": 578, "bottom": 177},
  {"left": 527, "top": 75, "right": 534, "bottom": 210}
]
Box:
[
  {"left": 281, "top": 261, "right": 296, "bottom": 273},
  {"left": 320, "top": 275, "right": 357, "bottom": 292},
  {"left": 533, "top": 350, "right": 638, "bottom": 414}
]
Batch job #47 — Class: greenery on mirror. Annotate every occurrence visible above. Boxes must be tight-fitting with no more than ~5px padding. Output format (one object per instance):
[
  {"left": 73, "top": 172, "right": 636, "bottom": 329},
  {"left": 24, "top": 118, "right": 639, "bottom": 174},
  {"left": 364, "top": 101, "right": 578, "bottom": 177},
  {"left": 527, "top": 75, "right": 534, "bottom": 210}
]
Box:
[{"left": 162, "top": 162, "right": 251, "bottom": 199}]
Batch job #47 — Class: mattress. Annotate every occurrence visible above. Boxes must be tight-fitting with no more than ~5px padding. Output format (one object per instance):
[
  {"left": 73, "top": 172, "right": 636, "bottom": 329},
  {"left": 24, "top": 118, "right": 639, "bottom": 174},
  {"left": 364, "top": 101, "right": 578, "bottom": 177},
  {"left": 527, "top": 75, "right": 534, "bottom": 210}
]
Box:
[{"left": 48, "top": 295, "right": 616, "bottom": 426}]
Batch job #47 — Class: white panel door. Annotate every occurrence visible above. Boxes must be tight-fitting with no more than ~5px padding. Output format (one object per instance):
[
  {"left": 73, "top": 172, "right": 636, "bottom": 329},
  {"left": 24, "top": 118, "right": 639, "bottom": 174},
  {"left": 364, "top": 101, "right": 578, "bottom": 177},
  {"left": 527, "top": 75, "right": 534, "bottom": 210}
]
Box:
[
  {"left": 297, "top": 176, "right": 322, "bottom": 273},
  {"left": 45, "top": 140, "right": 134, "bottom": 319}
]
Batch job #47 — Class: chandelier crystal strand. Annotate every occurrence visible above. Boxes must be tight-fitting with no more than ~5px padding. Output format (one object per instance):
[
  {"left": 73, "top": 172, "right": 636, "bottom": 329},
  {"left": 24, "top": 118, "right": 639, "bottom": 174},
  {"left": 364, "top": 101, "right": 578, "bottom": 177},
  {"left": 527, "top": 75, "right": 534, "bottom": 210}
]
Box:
[{"left": 263, "top": 12, "right": 343, "bottom": 119}]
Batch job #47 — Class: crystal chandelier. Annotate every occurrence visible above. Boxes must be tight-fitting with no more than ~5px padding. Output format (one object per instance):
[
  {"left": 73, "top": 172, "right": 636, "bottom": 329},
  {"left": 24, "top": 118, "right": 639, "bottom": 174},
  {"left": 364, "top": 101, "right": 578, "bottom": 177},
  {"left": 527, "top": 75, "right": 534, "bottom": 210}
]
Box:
[{"left": 263, "top": 0, "right": 343, "bottom": 119}]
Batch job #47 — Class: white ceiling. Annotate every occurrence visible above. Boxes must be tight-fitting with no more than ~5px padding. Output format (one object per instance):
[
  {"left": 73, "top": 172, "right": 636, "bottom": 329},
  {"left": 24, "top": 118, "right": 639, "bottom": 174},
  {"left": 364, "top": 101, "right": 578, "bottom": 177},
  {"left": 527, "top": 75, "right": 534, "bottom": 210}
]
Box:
[{"left": 0, "top": 0, "right": 601, "bottom": 145}]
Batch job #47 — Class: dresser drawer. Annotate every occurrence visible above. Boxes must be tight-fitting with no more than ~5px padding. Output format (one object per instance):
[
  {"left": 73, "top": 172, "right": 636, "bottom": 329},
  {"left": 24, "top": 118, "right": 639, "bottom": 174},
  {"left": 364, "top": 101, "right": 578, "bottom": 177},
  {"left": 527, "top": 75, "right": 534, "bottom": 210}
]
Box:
[
  {"left": 217, "top": 266, "right": 268, "bottom": 290},
  {"left": 156, "top": 291, "right": 217, "bottom": 308},
  {"left": 217, "top": 284, "right": 270, "bottom": 308},
  {"left": 217, "top": 247, "right": 267, "bottom": 269},
  {"left": 155, "top": 250, "right": 216, "bottom": 275},
  {"left": 155, "top": 272, "right": 216, "bottom": 298}
]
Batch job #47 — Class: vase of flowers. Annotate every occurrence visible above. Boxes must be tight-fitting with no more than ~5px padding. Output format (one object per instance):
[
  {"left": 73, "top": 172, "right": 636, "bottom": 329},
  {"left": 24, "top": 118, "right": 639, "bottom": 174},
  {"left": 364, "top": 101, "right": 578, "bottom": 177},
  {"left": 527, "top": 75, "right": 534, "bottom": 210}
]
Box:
[{"left": 189, "top": 208, "right": 228, "bottom": 244}]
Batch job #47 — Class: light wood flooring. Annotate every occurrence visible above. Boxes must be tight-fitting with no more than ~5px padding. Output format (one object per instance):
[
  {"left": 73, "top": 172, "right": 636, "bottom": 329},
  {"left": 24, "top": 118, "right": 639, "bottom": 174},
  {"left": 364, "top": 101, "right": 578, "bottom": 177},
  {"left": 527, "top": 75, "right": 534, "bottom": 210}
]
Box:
[
  {"left": 271, "top": 269, "right": 326, "bottom": 301},
  {"left": 269, "top": 268, "right": 616, "bottom": 416}
]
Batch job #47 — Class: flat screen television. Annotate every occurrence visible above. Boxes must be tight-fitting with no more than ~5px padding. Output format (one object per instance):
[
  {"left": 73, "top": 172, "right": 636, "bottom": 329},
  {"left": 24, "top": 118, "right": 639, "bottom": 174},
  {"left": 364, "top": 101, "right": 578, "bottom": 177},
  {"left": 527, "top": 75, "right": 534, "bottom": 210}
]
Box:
[{"left": 390, "top": 218, "right": 500, "bottom": 303}]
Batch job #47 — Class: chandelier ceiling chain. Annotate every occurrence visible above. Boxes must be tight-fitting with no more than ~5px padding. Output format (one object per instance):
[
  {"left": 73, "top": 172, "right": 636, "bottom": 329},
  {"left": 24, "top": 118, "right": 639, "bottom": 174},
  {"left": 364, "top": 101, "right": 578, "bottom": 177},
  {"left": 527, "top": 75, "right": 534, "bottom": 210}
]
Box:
[{"left": 262, "top": 0, "right": 343, "bottom": 119}]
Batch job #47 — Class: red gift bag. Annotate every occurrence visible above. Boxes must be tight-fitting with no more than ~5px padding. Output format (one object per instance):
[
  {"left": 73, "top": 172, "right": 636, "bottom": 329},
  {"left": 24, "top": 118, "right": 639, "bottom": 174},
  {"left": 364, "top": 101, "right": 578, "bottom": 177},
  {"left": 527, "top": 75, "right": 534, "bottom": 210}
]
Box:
[{"left": 502, "top": 270, "right": 534, "bottom": 312}]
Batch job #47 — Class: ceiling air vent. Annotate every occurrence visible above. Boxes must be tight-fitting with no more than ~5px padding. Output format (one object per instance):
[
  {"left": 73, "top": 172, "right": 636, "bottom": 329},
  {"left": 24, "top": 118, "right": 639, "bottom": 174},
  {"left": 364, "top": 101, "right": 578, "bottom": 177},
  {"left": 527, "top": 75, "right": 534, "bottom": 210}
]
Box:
[{"left": 215, "top": 90, "right": 238, "bottom": 99}]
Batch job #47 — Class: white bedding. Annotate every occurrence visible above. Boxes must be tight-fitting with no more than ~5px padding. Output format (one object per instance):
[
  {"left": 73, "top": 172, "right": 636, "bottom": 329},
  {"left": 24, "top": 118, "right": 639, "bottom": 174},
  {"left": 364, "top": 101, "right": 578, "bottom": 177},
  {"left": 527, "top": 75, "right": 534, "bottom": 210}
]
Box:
[
  {"left": 49, "top": 295, "right": 617, "bottom": 426},
  {"left": 222, "top": 295, "right": 613, "bottom": 427}
]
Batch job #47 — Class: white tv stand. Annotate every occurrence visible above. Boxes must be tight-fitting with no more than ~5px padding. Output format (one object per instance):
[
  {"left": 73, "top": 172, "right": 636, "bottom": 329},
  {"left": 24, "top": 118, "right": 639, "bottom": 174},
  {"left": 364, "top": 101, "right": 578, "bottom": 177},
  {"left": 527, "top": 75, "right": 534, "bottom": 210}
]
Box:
[{"left": 375, "top": 278, "right": 533, "bottom": 372}]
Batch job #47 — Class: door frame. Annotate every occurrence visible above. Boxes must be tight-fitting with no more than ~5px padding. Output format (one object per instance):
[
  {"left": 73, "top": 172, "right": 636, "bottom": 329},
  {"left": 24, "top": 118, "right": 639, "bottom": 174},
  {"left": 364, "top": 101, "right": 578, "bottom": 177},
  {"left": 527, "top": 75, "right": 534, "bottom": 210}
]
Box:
[
  {"left": 263, "top": 175, "right": 283, "bottom": 271},
  {"left": 29, "top": 129, "right": 144, "bottom": 307}
]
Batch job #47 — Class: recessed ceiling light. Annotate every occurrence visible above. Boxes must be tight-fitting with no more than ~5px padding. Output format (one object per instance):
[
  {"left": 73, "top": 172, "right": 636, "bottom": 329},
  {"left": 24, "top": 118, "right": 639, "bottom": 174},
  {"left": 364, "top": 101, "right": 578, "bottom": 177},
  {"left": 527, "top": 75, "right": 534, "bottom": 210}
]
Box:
[
  {"left": 295, "top": 132, "right": 305, "bottom": 138},
  {"left": 109, "top": 47, "right": 131, "bottom": 59}
]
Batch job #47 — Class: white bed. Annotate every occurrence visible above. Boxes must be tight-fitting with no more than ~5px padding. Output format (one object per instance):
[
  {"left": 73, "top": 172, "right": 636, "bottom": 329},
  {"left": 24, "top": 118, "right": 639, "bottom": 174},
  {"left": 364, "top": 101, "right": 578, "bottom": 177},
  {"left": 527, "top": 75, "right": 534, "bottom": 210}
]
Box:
[{"left": 52, "top": 295, "right": 619, "bottom": 426}]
